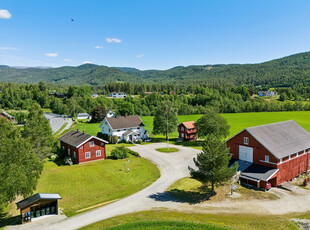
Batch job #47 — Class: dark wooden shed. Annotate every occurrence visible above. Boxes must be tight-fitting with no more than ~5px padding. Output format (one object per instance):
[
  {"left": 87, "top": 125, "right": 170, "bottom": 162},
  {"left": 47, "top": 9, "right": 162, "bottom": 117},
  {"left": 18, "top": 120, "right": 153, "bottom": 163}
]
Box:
[{"left": 16, "top": 193, "right": 62, "bottom": 224}]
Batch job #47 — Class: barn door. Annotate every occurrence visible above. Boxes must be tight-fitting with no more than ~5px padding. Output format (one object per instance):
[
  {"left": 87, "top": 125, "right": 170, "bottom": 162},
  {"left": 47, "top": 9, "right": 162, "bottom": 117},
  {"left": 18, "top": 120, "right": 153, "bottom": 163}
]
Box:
[{"left": 239, "top": 145, "right": 253, "bottom": 162}]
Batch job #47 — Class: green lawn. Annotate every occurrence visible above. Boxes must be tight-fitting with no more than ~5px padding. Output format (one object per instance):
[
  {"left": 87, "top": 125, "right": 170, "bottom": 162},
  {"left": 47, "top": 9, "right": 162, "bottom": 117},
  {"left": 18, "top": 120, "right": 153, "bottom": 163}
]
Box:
[
  {"left": 79, "top": 210, "right": 299, "bottom": 230},
  {"left": 35, "top": 144, "right": 159, "bottom": 217},
  {"left": 156, "top": 147, "right": 179, "bottom": 153},
  {"left": 76, "top": 122, "right": 101, "bottom": 136}
]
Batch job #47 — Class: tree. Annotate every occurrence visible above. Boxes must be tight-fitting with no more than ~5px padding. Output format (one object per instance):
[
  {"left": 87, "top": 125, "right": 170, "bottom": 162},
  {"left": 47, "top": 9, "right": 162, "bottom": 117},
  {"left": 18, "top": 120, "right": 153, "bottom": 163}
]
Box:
[
  {"left": 152, "top": 103, "right": 178, "bottom": 140},
  {"left": 188, "top": 135, "right": 238, "bottom": 194},
  {"left": 0, "top": 118, "right": 43, "bottom": 205},
  {"left": 91, "top": 105, "right": 107, "bottom": 123},
  {"left": 195, "top": 109, "right": 230, "bottom": 138},
  {"left": 22, "top": 103, "right": 54, "bottom": 160},
  {"left": 112, "top": 135, "right": 119, "bottom": 144}
]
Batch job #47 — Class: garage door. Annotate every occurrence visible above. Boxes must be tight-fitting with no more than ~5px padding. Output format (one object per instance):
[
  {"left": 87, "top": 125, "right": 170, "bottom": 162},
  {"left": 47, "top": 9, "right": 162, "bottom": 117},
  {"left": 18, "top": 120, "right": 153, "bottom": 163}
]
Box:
[{"left": 239, "top": 145, "right": 253, "bottom": 162}]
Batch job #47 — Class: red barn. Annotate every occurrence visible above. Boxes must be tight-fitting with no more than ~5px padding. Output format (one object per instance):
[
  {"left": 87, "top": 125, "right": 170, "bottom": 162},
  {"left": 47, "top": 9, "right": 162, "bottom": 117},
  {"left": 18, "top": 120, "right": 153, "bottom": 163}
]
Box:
[
  {"left": 227, "top": 120, "right": 310, "bottom": 190},
  {"left": 0, "top": 110, "right": 16, "bottom": 123},
  {"left": 178, "top": 121, "right": 198, "bottom": 141},
  {"left": 58, "top": 129, "right": 108, "bottom": 164}
]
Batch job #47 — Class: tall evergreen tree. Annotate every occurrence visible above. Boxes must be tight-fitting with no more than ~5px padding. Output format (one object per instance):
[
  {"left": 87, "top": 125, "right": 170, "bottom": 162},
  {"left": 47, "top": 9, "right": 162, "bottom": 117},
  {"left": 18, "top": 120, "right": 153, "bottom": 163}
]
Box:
[
  {"left": 22, "top": 103, "right": 54, "bottom": 160},
  {"left": 188, "top": 135, "right": 238, "bottom": 194}
]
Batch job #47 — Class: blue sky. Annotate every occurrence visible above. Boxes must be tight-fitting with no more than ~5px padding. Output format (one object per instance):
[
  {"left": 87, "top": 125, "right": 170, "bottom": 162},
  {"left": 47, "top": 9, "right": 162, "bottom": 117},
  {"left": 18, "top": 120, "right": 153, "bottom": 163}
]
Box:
[{"left": 1, "top": 0, "right": 310, "bottom": 69}]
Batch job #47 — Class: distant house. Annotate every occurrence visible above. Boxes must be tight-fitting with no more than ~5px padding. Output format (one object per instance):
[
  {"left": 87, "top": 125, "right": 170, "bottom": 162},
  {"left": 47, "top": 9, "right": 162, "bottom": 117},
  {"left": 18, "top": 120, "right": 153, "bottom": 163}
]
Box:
[
  {"left": 227, "top": 120, "right": 310, "bottom": 190},
  {"left": 91, "top": 93, "right": 99, "bottom": 98},
  {"left": 76, "top": 113, "right": 91, "bottom": 120},
  {"left": 178, "top": 121, "right": 198, "bottom": 141},
  {"left": 145, "top": 92, "right": 153, "bottom": 95},
  {"left": 106, "top": 109, "right": 116, "bottom": 118},
  {"left": 0, "top": 110, "right": 16, "bottom": 123},
  {"left": 16, "top": 193, "right": 62, "bottom": 224},
  {"left": 100, "top": 115, "right": 148, "bottom": 142},
  {"left": 48, "top": 92, "right": 67, "bottom": 99},
  {"left": 258, "top": 91, "right": 277, "bottom": 97},
  {"left": 58, "top": 129, "right": 107, "bottom": 164},
  {"left": 107, "top": 92, "right": 127, "bottom": 98},
  {"left": 170, "top": 91, "right": 176, "bottom": 95}
]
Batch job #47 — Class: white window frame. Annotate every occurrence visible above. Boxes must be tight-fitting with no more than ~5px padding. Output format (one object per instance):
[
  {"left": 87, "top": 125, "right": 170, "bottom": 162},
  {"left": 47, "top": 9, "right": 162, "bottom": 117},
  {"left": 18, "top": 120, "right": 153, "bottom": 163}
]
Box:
[
  {"left": 90, "top": 141, "right": 94, "bottom": 147},
  {"left": 265, "top": 155, "right": 269, "bottom": 162},
  {"left": 181, "top": 127, "right": 184, "bottom": 132},
  {"left": 80, "top": 146, "right": 83, "bottom": 149},
  {"left": 244, "top": 137, "right": 249, "bottom": 145},
  {"left": 85, "top": 152, "right": 91, "bottom": 159},
  {"left": 73, "top": 151, "right": 76, "bottom": 159},
  {"left": 308, "top": 159, "right": 310, "bottom": 166},
  {"left": 96, "top": 150, "right": 101, "bottom": 157}
]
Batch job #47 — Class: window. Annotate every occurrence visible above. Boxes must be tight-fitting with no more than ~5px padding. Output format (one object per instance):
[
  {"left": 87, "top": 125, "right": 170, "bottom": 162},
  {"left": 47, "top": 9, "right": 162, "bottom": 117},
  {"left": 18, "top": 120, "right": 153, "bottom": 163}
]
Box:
[
  {"left": 244, "top": 137, "right": 249, "bottom": 145},
  {"left": 73, "top": 152, "right": 76, "bottom": 159},
  {"left": 90, "top": 141, "right": 94, "bottom": 147},
  {"left": 101, "top": 142, "right": 104, "bottom": 146},
  {"left": 85, "top": 152, "right": 91, "bottom": 159},
  {"left": 265, "top": 155, "right": 269, "bottom": 162},
  {"left": 181, "top": 127, "right": 184, "bottom": 132},
  {"left": 309, "top": 159, "right": 310, "bottom": 166},
  {"left": 62, "top": 146, "right": 65, "bottom": 150},
  {"left": 80, "top": 145, "right": 83, "bottom": 149},
  {"left": 109, "top": 128, "right": 111, "bottom": 132},
  {"left": 96, "top": 150, "right": 101, "bottom": 157},
  {"left": 68, "top": 149, "right": 70, "bottom": 156}
]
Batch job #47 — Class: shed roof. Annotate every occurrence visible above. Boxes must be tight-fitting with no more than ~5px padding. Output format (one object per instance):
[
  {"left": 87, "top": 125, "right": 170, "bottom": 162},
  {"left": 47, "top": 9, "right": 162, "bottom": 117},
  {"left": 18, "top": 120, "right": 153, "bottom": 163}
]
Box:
[
  {"left": 106, "top": 115, "right": 144, "bottom": 130},
  {"left": 1, "top": 110, "right": 15, "bottom": 119},
  {"left": 16, "top": 193, "right": 62, "bottom": 210},
  {"left": 58, "top": 130, "right": 107, "bottom": 148},
  {"left": 179, "top": 121, "right": 196, "bottom": 129},
  {"left": 245, "top": 120, "right": 310, "bottom": 159},
  {"left": 77, "top": 113, "right": 90, "bottom": 116},
  {"left": 240, "top": 164, "right": 278, "bottom": 181}
]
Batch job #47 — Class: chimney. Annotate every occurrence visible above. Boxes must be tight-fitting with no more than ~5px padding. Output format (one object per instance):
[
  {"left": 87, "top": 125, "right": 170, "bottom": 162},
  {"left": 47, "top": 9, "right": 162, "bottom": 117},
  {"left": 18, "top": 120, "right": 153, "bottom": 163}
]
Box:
[
  {"left": 83, "top": 130, "right": 85, "bottom": 134},
  {"left": 77, "top": 128, "right": 80, "bottom": 132}
]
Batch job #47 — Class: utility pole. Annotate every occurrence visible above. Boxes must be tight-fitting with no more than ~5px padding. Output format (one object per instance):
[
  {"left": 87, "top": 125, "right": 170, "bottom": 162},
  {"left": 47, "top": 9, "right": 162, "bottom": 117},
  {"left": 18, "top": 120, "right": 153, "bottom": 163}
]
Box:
[{"left": 167, "top": 107, "right": 169, "bottom": 150}]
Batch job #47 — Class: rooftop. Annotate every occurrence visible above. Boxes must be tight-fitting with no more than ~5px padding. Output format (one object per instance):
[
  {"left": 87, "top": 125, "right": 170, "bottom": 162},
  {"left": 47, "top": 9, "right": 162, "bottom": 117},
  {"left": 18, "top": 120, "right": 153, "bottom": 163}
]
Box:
[
  {"left": 180, "top": 121, "right": 196, "bottom": 129},
  {"left": 58, "top": 129, "right": 107, "bottom": 147},
  {"left": 16, "top": 193, "right": 62, "bottom": 210},
  {"left": 106, "top": 115, "right": 144, "bottom": 130}
]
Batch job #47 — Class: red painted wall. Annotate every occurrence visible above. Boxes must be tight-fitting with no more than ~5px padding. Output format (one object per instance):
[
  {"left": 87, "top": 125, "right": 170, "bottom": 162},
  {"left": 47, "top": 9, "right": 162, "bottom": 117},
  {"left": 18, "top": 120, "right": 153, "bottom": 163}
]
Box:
[
  {"left": 178, "top": 124, "right": 197, "bottom": 141},
  {"left": 60, "top": 137, "right": 106, "bottom": 164}
]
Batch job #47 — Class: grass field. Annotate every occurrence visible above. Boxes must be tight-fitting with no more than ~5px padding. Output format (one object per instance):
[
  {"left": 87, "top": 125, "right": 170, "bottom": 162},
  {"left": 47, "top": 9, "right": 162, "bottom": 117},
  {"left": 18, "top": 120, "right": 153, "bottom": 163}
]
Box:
[
  {"left": 35, "top": 144, "right": 160, "bottom": 217},
  {"left": 76, "top": 122, "right": 101, "bottom": 136},
  {"left": 79, "top": 210, "right": 299, "bottom": 230},
  {"left": 156, "top": 147, "right": 179, "bottom": 153}
]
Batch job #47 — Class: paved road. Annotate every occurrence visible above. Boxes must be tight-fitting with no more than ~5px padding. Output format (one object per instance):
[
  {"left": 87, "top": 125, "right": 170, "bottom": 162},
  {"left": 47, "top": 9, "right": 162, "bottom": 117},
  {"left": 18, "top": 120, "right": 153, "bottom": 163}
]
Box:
[
  {"left": 44, "top": 113, "right": 72, "bottom": 134},
  {"left": 28, "top": 143, "right": 200, "bottom": 230}
]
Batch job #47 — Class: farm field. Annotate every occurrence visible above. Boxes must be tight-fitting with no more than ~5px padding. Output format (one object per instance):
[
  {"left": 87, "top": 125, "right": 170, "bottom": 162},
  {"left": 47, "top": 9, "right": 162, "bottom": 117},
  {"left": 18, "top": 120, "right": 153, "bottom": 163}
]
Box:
[
  {"left": 80, "top": 210, "right": 299, "bottom": 230},
  {"left": 35, "top": 144, "right": 160, "bottom": 217}
]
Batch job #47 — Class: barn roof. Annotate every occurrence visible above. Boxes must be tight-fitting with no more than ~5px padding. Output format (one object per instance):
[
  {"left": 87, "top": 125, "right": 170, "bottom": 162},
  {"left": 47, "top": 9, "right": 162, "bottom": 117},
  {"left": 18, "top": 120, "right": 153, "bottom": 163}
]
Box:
[
  {"left": 240, "top": 164, "right": 279, "bottom": 182},
  {"left": 58, "top": 130, "right": 107, "bottom": 148},
  {"left": 245, "top": 120, "right": 310, "bottom": 159},
  {"left": 16, "top": 193, "right": 62, "bottom": 210},
  {"left": 106, "top": 115, "right": 145, "bottom": 130},
  {"left": 179, "top": 121, "right": 196, "bottom": 129}
]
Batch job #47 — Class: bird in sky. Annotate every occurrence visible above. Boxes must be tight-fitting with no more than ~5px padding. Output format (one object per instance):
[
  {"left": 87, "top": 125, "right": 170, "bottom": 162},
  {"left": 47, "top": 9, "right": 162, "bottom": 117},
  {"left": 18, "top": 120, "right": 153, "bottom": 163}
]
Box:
[{"left": 71, "top": 18, "right": 74, "bottom": 22}]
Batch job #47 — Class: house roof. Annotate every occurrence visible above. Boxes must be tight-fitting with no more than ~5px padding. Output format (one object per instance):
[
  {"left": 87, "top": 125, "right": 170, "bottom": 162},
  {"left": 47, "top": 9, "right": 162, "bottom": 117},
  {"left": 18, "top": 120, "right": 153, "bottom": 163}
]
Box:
[
  {"left": 240, "top": 164, "right": 279, "bottom": 182},
  {"left": 58, "top": 130, "right": 107, "bottom": 148},
  {"left": 16, "top": 193, "right": 62, "bottom": 210},
  {"left": 77, "top": 113, "right": 90, "bottom": 116},
  {"left": 180, "top": 121, "right": 196, "bottom": 129},
  {"left": 106, "top": 115, "right": 145, "bottom": 130},
  {"left": 123, "top": 130, "right": 139, "bottom": 136},
  {"left": 245, "top": 120, "right": 310, "bottom": 159},
  {"left": 1, "top": 110, "right": 15, "bottom": 119}
]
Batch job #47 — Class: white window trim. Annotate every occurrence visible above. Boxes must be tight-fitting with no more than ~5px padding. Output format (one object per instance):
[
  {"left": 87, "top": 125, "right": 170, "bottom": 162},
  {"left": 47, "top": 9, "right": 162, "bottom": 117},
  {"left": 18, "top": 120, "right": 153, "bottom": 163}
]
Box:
[
  {"left": 244, "top": 137, "right": 249, "bottom": 145},
  {"left": 68, "top": 149, "right": 70, "bottom": 156},
  {"left": 96, "top": 150, "right": 101, "bottom": 157},
  {"left": 90, "top": 141, "right": 94, "bottom": 147},
  {"left": 85, "top": 152, "right": 91, "bottom": 159}
]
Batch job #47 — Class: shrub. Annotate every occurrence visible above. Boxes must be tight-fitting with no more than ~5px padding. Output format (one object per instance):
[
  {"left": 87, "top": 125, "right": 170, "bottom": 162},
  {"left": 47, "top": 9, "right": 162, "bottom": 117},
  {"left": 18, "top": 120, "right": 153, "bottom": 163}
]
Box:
[
  {"left": 111, "top": 146, "right": 128, "bottom": 159},
  {"left": 64, "top": 157, "right": 73, "bottom": 165},
  {"left": 113, "top": 135, "right": 119, "bottom": 144},
  {"left": 120, "top": 139, "right": 127, "bottom": 143},
  {"left": 137, "top": 139, "right": 142, "bottom": 144},
  {"left": 128, "top": 149, "right": 140, "bottom": 157},
  {"left": 50, "top": 154, "right": 57, "bottom": 161},
  {"left": 108, "top": 135, "right": 113, "bottom": 144}
]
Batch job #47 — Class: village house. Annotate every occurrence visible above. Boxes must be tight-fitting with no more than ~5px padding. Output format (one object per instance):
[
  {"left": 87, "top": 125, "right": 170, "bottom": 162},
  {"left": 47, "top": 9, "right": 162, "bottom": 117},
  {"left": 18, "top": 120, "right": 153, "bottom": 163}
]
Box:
[
  {"left": 258, "top": 90, "right": 277, "bottom": 97},
  {"left": 106, "top": 109, "right": 116, "bottom": 118},
  {"left": 58, "top": 129, "right": 107, "bottom": 164},
  {"left": 227, "top": 120, "right": 310, "bottom": 190},
  {"left": 91, "top": 93, "right": 99, "bottom": 98},
  {"left": 16, "top": 193, "right": 62, "bottom": 224},
  {"left": 107, "top": 92, "right": 127, "bottom": 98},
  {"left": 178, "top": 121, "right": 198, "bottom": 141},
  {"left": 100, "top": 115, "right": 148, "bottom": 142},
  {"left": 76, "top": 113, "right": 92, "bottom": 120},
  {"left": 0, "top": 110, "right": 16, "bottom": 123}
]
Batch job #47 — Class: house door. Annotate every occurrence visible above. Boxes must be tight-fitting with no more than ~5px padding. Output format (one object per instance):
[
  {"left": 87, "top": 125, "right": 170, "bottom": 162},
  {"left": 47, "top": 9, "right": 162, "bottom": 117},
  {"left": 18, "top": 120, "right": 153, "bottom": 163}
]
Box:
[
  {"left": 239, "top": 145, "right": 253, "bottom": 162},
  {"left": 129, "top": 135, "right": 132, "bottom": 141}
]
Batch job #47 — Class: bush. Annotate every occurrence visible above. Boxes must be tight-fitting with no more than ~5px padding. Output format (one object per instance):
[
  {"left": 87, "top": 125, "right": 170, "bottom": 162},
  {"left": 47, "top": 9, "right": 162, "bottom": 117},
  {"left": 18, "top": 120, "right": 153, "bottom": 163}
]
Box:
[
  {"left": 137, "top": 139, "right": 142, "bottom": 144},
  {"left": 113, "top": 135, "right": 119, "bottom": 144},
  {"left": 64, "top": 157, "right": 73, "bottom": 165},
  {"left": 111, "top": 146, "right": 128, "bottom": 159},
  {"left": 120, "top": 139, "right": 127, "bottom": 143},
  {"left": 128, "top": 149, "right": 140, "bottom": 157},
  {"left": 50, "top": 154, "right": 57, "bottom": 161},
  {"left": 108, "top": 135, "right": 113, "bottom": 144}
]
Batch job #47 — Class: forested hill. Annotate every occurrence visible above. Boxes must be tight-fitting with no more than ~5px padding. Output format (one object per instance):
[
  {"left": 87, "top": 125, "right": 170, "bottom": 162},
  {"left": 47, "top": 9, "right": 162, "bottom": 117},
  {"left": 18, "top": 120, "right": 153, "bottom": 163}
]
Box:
[{"left": 1, "top": 51, "right": 310, "bottom": 86}]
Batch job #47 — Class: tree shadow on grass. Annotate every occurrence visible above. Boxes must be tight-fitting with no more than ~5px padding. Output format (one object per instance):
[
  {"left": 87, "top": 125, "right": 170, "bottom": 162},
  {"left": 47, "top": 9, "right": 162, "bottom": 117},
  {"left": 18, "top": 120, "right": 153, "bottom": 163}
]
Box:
[
  {"left": 0, "top": 212, "right": 20, "bottom": 228},
  {"left": 149, "top": 187, "right": 215, "bottom": 205}
]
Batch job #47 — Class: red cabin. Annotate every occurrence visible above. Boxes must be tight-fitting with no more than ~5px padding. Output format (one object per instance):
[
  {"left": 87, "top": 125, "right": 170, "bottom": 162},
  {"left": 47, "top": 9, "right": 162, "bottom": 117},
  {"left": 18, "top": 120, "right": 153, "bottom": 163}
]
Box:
[
  {"left": 178, "top": 121, "right": 198, "bottom": 141},
  {"left": 227, "top": 120, "right": 310, "bottom": 190},
  {"left": 58, "top": 129, "right": 108, "bottom": 164}
]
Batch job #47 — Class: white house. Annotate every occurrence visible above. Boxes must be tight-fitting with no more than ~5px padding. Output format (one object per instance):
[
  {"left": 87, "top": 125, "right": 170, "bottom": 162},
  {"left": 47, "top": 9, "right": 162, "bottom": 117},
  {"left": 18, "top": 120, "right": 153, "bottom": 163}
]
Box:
[
  {"left": 76, "top": 113, "right": 92, "bottom": 120},
  {"left": 107, "top": 92, "right": 127, "bottom": 98},
  {"left": 99, "top": 115, "right": 148, "bottom": 142},
  {"left": 106, "top": 109, "right": 116, "bottom": 118},
  {"left": 258, "top": 91, "right": 277, "bottom": 97}
]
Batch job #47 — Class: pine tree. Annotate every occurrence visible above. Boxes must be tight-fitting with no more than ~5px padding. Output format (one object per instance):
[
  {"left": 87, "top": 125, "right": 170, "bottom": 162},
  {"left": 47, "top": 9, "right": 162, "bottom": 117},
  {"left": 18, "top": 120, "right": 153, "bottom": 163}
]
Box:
[{"left": 188, "top": 135, "right": 238, "bottom": 194}]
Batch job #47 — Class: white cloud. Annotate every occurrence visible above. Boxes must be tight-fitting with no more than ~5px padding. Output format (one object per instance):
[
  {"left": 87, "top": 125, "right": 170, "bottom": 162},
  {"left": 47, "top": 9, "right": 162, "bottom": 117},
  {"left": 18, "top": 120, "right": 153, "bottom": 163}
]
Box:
[
  {"left": 64, "top": 58, "right": 73, "bottom": 62},
  {"left": 94, "top": 45, "right": 103, "bottom": 49},
  {"left": 0, "top": 47, "right": 17, "bottom": 50},
  {"left": 106, "top": 38, "right": 122, "bottom": 43},
  {"left": 82, "top": 61, "right": 92, "bottom": 64},
  {"left": 0, "top": 10, "right": 12, "bottom": 19},
  {"left": 45, "top": 53, "right": 58, "bottom": 57},
  {"left": 136, "top": 54, "right": 144, "bottom": 58}
]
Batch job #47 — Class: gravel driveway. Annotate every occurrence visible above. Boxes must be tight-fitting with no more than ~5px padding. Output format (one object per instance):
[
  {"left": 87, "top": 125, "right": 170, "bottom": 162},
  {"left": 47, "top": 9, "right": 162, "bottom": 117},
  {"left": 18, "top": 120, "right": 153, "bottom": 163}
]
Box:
[{"left": 18, "top": 143, "right": 200, "bottom": 230}]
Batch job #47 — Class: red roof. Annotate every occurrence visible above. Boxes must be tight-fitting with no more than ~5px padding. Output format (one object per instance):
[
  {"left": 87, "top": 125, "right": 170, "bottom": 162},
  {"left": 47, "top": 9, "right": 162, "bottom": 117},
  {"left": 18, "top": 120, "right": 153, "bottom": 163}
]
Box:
[{"left": 180, "top": 121, "right": 196, "bottom": 129}]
